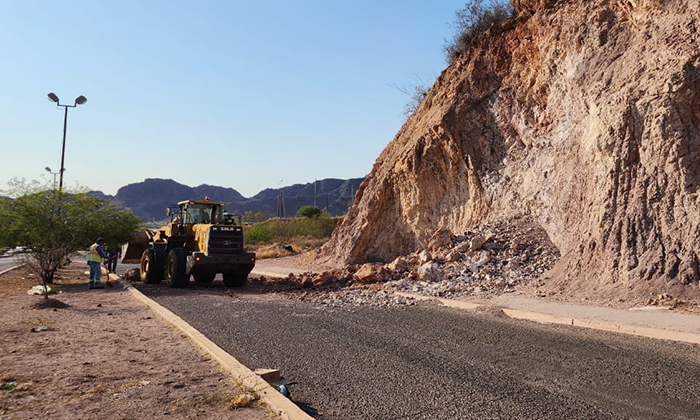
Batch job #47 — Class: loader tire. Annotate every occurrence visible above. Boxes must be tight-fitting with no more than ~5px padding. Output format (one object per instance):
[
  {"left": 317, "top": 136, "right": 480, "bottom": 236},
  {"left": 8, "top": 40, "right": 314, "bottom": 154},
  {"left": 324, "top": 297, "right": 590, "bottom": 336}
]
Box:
[
  {"left": 165, "top": 248, "right": 189, "bottom": 288},
  {"left": 223, "top": 271, "right": 247, "bottom": 288},
  {"left": 193, "top": 271, "right": 216, "bottom": 283},
  {"left": 140, "top": 248, "right": 163, "bottom": 284}
]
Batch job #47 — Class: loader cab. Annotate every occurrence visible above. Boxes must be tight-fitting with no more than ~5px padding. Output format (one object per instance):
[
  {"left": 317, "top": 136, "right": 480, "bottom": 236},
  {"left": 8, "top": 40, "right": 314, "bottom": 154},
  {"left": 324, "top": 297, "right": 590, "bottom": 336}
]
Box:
[
  {"left": 165, "top": 200, "right": 241, "bottom": 238},
  {"left": 169, "top": 200, "right": 226, "bottom": 226}
]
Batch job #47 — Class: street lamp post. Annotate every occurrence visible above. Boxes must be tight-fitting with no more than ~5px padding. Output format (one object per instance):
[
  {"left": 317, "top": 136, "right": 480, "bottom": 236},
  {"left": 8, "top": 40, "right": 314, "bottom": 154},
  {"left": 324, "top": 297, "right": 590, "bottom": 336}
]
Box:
[
  {"left": 44, "top": 166, "right": 61, "bottom": 190},
  {"left": 47, "top": 93, "right": 87, "bottom": 191}
]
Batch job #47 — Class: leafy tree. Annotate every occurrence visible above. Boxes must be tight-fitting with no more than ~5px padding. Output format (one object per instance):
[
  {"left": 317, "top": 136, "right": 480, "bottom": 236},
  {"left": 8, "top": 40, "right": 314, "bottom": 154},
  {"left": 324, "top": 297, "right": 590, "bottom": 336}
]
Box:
[
  {"left": 0, "top": 179, "right": 141, "bottom": 299},
  {"left": 297, "top": 206, "right": 323, "bottom": 218}
]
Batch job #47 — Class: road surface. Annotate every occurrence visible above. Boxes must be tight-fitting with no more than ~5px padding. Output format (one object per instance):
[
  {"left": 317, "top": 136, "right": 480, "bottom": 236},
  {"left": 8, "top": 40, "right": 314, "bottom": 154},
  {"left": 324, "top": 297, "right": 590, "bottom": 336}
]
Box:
[
  {"left": 0, "top": 255, "right": 21, "bottom": 273},
  {"left": 136, "top": 282, "right": 700, "bottom": 420}
]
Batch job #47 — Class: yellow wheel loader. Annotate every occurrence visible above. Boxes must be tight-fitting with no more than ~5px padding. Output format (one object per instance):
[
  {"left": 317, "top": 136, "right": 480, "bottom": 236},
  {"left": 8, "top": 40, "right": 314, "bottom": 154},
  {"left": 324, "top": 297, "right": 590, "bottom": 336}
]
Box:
[{"left": 122, "top": 199, "right": 256, "bottom": 288}]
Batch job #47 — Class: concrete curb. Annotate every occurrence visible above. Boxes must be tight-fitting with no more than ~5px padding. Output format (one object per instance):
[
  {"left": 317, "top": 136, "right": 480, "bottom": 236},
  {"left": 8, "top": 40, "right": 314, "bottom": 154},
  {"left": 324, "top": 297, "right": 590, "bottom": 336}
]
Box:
[
  {"left": 395, "top": 292, "right": 700, "bottom": 345},
  {"left": 0, "top": 264, "right": 25, "bottom": 277},
  {"left": 120, "top": 280, "right": 314, "bottom": 420}
]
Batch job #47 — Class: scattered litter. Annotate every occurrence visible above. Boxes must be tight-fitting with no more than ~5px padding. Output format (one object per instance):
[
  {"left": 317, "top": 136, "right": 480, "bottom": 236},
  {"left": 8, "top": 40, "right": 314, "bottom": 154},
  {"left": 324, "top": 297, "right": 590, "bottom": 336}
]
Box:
[
  {"left": 0, "top": 381, "right": 17, "bottom": 391},
  {"left": 27, "top": 285, "right": 56, "bottom": 296},
  {"left": 254, "top": 368, "right": 296, "bottom": 399},
  {"left": 31, "top": 325, "right": 48, "bottom": 333},
  {"left": 140, "top": 380, "right": 150, "bottom": 387},
  {"left": 279, "top": 384, "right": 290, "bottom": 398}
]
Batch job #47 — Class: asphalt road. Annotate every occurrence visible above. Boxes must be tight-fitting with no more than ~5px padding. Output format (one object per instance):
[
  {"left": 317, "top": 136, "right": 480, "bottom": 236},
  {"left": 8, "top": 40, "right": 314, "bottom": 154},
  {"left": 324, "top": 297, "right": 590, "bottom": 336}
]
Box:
[
  {"left": 137, "top": 283, "right": 700, "bottom": 420},
  {"left": 0, "top": 255, "right": 21, "bottom": 272}
]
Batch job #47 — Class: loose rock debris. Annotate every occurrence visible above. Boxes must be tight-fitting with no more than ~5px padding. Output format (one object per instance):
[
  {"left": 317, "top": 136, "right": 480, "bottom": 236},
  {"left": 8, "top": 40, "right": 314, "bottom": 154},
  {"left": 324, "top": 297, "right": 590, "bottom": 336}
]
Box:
[{"left": 254, "top": 216, "right": 560, "bottom": 307}]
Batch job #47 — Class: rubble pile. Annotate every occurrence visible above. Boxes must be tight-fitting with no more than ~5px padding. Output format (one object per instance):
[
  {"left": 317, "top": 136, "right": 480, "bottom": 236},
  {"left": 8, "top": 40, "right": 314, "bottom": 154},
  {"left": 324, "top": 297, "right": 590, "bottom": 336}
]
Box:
[
  {"left": 384, "top": 215, "right": 560, "bottom": 299},
  {"left": 256, "top": 215, "right": 559, "bottom": 306}
]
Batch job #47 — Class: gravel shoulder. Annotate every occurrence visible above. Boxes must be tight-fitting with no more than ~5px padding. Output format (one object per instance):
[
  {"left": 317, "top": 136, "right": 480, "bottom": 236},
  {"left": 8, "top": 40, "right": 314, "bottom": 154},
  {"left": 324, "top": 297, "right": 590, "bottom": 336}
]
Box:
[{"left": 0, "top": 263, "right": 275, "bottom": 420}]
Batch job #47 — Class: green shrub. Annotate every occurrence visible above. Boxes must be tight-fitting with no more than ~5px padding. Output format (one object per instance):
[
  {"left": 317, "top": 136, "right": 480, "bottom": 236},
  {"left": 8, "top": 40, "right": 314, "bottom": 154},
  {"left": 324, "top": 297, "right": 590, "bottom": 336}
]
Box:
[
  {"left": 297, "top": 206, "right": 323, "bottom": 218},
  {"left": 243, "top": 217, "right": 340, "bottom": 244},
  {"left": 0, "top": 178, "right": 141, "bottom": 295},
  {"left": 444, "top": 0, "right": 513, "bottom": 63},
  {"left": 244, "top": 224, "right": 274, "bottom": 243}
]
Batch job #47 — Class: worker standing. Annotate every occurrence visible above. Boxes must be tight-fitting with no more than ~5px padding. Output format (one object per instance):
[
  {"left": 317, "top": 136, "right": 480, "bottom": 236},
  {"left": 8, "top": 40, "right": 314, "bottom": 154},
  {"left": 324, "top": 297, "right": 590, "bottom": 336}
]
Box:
[
  {"left": 106, "top": 244, "right": 121, "bottom": 274},
  {"left": 87, "top": 237, "right": 108, "bottom": 289}
]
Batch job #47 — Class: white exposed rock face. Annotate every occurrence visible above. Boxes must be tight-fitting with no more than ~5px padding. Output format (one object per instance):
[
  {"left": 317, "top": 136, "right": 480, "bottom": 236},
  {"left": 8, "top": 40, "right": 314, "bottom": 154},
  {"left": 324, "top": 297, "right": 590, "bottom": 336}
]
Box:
[
  {"left": 418, "top": 250, "right": 432, "bottom": 264},
  {"left": 417, "top": 262, "right": 443, "bottom": 283},
  {"left": 387, "top": 256, "right": 410, "bottom": 272},
  {"left": 468, "top": 235, "right": 489, "bottom": 253},
  {"left": 318, "top": 0, "right": 700, "bottom": 299}
]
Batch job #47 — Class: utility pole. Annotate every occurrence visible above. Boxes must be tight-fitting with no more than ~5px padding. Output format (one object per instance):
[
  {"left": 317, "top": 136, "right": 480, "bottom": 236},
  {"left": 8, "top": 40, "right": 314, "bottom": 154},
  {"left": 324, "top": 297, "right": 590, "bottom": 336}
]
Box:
[{"left": 277, "top": 180, "right": 284, "bottom": 218}]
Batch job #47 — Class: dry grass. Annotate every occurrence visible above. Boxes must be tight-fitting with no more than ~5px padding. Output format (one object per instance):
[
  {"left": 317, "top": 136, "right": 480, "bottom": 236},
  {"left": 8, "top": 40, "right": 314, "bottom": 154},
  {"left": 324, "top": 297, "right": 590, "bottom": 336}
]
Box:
[
  {"left": 253, "top": 246, "right": 294, "bottom": 260},
  {"left": 225, "top": 391, "right": 259, "bottom": 409},
  {"left": 250, "top": 237, "right": 329, "bottom": 260}
]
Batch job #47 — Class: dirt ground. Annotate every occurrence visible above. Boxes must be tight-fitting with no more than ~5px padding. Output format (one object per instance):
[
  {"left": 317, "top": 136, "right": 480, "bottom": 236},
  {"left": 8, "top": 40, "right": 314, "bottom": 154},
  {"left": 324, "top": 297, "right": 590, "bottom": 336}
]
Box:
[{"left": 0, "top": 263, "right": 275, "bottom": 420}]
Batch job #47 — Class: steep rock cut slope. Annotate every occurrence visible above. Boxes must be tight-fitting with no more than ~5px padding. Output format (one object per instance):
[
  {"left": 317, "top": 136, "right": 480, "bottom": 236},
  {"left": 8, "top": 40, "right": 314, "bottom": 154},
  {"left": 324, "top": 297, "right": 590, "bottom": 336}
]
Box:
[{"left": 320, "top": 0, "right": 700, "bottom": 297}]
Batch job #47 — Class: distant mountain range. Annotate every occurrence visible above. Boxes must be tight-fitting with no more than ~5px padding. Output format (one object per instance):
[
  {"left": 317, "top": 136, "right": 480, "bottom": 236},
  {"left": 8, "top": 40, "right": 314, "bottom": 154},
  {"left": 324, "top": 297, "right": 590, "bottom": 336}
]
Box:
[{"left": 89, "top": 178, "right": 365, "bottom": 222}]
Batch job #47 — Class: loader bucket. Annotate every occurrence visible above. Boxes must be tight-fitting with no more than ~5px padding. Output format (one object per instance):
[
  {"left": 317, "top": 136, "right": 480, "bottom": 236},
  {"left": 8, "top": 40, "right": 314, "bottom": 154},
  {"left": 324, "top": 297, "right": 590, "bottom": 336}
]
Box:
[{"left": 121, "top": 230, "right": 156, "bottom": 263}]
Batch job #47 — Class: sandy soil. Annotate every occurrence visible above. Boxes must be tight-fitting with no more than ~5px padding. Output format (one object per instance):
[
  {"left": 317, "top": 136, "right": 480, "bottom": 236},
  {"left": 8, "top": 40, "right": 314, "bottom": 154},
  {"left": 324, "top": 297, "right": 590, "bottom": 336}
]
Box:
[
  {"left": 0, "top": 263, "right": 275, "bottom": 420},
  {"left": 254, "top": 255, "right": 332, "bottom": 273}
]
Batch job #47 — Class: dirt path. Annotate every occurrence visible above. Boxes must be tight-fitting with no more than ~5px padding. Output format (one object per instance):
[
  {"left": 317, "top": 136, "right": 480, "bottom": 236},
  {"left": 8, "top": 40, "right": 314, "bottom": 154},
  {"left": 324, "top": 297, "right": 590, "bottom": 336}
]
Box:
[{"left": 0, "top": 263, "right": 275, "bottom": 420}]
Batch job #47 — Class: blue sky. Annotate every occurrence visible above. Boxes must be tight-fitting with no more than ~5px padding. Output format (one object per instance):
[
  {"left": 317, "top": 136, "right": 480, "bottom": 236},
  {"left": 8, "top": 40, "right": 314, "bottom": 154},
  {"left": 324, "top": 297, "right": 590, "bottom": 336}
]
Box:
[{"left": 0, "top": 1, "right": 464, "bottom": 197}]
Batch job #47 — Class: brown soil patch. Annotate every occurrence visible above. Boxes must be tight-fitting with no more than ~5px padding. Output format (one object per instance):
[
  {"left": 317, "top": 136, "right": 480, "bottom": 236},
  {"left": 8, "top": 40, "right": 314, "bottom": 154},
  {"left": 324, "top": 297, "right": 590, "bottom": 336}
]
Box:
[
  {"left": 29, "top": 298, "right": 71, "bottom": 310},
  {"left": 0, "top": 264, "right": 275, "bottom": 420}
]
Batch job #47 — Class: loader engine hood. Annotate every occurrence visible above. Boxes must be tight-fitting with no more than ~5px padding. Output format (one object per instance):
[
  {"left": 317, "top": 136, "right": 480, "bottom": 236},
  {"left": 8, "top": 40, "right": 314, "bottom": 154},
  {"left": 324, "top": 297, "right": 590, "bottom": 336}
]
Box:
[{"left": 193, "top": 224, "right": 245, "bottom": 256}]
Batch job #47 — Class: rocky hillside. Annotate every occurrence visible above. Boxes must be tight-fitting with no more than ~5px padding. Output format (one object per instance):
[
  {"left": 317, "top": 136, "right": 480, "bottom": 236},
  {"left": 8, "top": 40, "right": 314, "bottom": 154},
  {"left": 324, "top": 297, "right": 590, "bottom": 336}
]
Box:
[
  {"left": 227, "top": 178, "right": 363, "bottom": 219},
  {"left": 319, "top": 0, "right": 700, "bottom": 300},
  {"left": 94, "top": 178, "right": 363, "bottom": 222}
]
